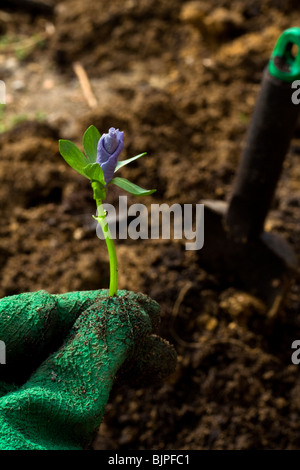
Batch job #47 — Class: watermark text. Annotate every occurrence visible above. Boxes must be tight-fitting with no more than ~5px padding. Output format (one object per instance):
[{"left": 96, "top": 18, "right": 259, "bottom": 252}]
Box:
[
  {"left": 95, "top": 196, "right": 204, "bottom": 251},
  {"left": 0, "top": 340, "right": 6, "bottom": 364},
  {"left": 0, "top": 81, "right": 5, "bottom": 105}
]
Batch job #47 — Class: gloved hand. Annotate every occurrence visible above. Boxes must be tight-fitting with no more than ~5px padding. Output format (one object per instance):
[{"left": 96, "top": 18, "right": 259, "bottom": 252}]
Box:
[{"left": 0, "top": 289, "right": 176, "bottom": 450}]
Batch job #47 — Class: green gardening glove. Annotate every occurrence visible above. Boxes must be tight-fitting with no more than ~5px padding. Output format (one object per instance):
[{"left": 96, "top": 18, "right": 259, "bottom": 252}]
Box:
[{"left": 0, "top": 289, "right": 176, "bottom": 450}]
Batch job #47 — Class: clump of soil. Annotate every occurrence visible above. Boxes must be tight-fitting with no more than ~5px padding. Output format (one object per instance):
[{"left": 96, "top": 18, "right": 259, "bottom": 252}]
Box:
[{"left": 0, "top": 0, "right": 300, "bottom": 449}]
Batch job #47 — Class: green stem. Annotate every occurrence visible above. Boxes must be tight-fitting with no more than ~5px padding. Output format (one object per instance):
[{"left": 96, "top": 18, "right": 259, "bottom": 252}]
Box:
[{"left": 95, "top": 199, "right": 118, "bottom": 296}]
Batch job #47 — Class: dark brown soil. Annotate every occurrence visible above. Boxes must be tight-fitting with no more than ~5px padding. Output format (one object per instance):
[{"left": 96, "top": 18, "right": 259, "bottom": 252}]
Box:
[{"left": 1, "top": 0, "right": 300, "bottom": 450}]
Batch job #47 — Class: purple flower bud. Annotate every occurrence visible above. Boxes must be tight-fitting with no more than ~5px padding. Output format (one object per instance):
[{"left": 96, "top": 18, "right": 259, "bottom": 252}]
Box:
[{"left": 97, "top": 128, "right": 124, "bottom": 184}]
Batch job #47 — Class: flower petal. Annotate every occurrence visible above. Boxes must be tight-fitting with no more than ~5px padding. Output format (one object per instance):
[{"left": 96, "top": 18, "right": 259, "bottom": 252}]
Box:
[
  {"left": 103, "top": 128, "right": 119, "bottom": 153},
  {"left": 96, "top": 128, "right": 124, "bottom": 183},
  {"left": 101, "top": 155, "right": 119, "bottom": 184}
]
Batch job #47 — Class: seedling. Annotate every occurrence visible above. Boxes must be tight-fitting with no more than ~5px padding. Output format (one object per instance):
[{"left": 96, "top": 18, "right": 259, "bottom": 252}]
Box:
[{"left": 59, "top": 126, "right": 156, "bottom": 296}]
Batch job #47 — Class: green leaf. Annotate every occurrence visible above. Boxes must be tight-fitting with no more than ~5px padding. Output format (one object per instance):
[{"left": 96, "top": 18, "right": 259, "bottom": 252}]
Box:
[
  {"left": 82, "top": 125, "right": 101, "bottom": 163},
  {"left": 83, "top": 162, "right": 105, "bottom": 184},
  {"left": 59, "top": 139, "right": 89, "bottom": 178},
  {"left": 115, "top": 152, "right": 147, "bottom": 172},
  {"left": 110, "top": 177, "right": 156, "bottom": 196}
]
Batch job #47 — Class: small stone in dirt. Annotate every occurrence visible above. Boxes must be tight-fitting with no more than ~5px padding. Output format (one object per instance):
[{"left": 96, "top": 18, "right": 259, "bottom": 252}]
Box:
[
  {"left": 180, "top": 3, "right": 245, "bottom": 43},
  {"left": 179, "top": 1, "right": 210, "bottom": 28},
  {"left": 204, "top": 8, "right": 244, "bottom": 40},
  {"left": 11, "top": 80, "right": 25, "bottom": 92},
  {"left": 205, "top": 317, "right": 218, "bottom": 331},
  {"left": 220, "top": 288, "right": 267, "bottom": 323}
]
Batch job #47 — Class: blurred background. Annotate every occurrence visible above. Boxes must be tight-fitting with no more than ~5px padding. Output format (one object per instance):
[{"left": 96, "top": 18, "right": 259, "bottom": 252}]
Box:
[{"left": 0, "top": 0, "right": 300, "bottom": 449}]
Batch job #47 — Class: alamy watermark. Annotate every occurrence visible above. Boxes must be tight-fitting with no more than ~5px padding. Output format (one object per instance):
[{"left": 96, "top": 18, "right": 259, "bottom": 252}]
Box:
[
  {"left": 0, "top": 340, "right": 6, "bottom": 364},
  {"left": 291, "top": 80, "right": 300, "bottom": 104},
  {"left": 291, "top": 340, "right": 300, "bottom": 365},
  {"left": 95, "top": 196, "right": 204, "bottom": 251},
  {"left": 0, "top": 81, "right": 5, "bottom": 105}
]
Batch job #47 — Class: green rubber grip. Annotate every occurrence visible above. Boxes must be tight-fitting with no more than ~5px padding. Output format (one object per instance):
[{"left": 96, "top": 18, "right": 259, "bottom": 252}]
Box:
[{"left": 269, "top": 27, "right": 300, "bottom": 82}]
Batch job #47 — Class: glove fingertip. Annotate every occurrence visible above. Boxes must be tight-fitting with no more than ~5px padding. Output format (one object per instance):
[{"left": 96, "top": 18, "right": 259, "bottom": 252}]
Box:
[
  {"left": 116, "top": 334, "right": 177, "bottom": 388},
  {"left": 120, "top": 291, "right": 161, "bottom": 330}
]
